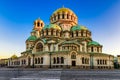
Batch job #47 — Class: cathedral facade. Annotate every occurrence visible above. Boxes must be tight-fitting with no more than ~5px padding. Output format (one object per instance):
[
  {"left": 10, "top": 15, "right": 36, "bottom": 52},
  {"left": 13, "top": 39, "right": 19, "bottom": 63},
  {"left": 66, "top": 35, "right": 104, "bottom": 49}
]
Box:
[{"left": 8, "top": 7, "right": 114, "bottom": 69}]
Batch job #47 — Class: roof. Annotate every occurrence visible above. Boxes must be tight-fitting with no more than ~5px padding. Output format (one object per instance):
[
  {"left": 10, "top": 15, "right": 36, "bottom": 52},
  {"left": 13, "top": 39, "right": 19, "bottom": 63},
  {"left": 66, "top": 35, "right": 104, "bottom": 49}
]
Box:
[
  {"left": 71, "top": 25, "right": 88, "bottom": 31},
  {"left": 34, "top": 18, "right": 44, "bottom": 23},
  {"left": 53, "top": 7, "right": 75, "bottom": 15},
  {"left": 89, "top": 52, "right": 114, "bottom": 57},
  {"left": 62, "top": 40, "right": 80, "bottom": 45},
  {"left": 88, "top": 41, "right": 101, "bottom": 46},
  {"left": 27, "top": 35, "right": 37, "bottom": 41},
  {"left": 43, "top": 24, "right": 61, "bottom": 31}
]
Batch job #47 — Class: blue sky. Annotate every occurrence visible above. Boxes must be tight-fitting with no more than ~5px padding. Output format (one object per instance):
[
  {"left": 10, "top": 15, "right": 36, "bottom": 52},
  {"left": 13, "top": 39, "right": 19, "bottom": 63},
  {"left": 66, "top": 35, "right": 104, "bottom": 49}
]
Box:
[{"left": 0, "top": 0, "right": 120, "bottom": 58}]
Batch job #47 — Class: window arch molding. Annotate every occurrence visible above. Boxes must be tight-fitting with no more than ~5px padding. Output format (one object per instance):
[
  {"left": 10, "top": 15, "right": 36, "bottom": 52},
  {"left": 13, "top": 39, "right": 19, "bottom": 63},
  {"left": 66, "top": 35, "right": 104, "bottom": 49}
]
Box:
[
  {"left": 34, "top": 41, "right": 44, "bottom": 52},
  {"left": 70, "top": 51, "right": 77, "bottom": 59}
]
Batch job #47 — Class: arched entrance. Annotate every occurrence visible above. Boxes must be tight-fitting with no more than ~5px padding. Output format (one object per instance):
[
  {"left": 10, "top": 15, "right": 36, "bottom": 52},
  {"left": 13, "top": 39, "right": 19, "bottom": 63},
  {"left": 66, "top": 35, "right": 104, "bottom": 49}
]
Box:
[
  {"left": 71, "top": 52, "right": 76, "bottom": 67},
  {"left": 72, "top": 61, "right": 76, "bottom": 66}
]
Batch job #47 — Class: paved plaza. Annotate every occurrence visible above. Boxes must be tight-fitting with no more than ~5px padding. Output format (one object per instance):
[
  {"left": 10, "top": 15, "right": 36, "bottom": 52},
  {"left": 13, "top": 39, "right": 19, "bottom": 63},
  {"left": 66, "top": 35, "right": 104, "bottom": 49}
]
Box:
[{"left": 0, "top": 68, "right": 120, "bottom": 80}]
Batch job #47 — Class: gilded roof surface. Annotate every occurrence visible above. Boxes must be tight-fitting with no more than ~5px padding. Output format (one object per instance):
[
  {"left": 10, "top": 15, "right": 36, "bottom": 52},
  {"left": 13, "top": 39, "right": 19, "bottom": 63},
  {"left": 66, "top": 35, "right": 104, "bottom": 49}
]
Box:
[
  {"left": 71, "top": 25, "right": 88, "bottom": 31},
  {"left": 43, "top": 24, "right": 61, "bottom": 30},
  {"left": 53, "top": 7, "right": 74, "bottom": 14}
]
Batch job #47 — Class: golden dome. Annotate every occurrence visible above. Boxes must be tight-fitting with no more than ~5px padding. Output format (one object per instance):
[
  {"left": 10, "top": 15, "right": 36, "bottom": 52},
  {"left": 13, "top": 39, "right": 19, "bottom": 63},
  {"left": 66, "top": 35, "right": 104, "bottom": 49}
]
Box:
[
  {"left": 54, "top": 7, "right": 74, "bottom": 14},
  {"left": 34, "top": 18, "right": 44, "bottom": 24},
  {"left": 33, "top": 18, "right": 44, "bottom": 31},
  {"left": 50, "top": 7, "right": 78, "bottom": 25}
]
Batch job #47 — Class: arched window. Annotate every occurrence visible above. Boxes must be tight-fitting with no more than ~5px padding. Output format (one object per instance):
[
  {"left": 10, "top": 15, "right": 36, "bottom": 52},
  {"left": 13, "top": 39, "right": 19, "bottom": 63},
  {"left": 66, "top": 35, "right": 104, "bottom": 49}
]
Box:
[
  {"left": 54, "top": 16, "right": 56, "bottom": 20},
  {"left": 71, "top": 53, "right": 76, "bottom": 59},
  {"left": 62, "top": 14, "right": 64, "bottom": 19},
  {"left": 46, "top": 29, "right": 48, "bottom": 35},
  {"left": 67, "top": 14, "right": 69, "bottom": 19},
  {"left": 97, "top": 59, "right": 99, "bottom": 65},
  {"left": 58, "top": 14, "right": 60, "bottom": 19},
  {"left": 76, "top": 31, "right": 78, "bottom": 37},
  {"left": 72, "top": 32, "right": 74, "bottom": 37},
  {"left": 57, "top": 57, "right": 59, "bottom": 64},
  {"left": 35, "top": 58, "right": 37, "bottom": 64},
  {"left": 37, "top": 22, "right": 40, "bottom": 27},
  {"left": 51, "top": 29, "right": 53, "bottom": 35},
  {"left": 36, "top": 43, "right": 43, "bottom": 52},
  {"left": 60, "top": 32, "right": 62, "bottom": 37},
  {"left": 53, "top": 57, "right": 56, "bottom": 64},
  {"left": 82, "top": 57, "right": 84, "bottom": 64},
  {"left": 41, "top": 23, "right": 43, "bottom": 27},
  {"left": 91, "top": 47, "right": 94, "bottom": 52},
  {"left": 38, "top": 58, "right": 40, "bottom": 64},
  {"left": 97, "top": 47, "right": 99, "bottom": 52},
  {"left": 81, "top": 31, "right": 83, "bottom": 37},
  {"left": 41, "top": 57, "right": 43, "bottom": 64},
  {"left": 61, "top": 57, "right": 64, "bottom": 64}
]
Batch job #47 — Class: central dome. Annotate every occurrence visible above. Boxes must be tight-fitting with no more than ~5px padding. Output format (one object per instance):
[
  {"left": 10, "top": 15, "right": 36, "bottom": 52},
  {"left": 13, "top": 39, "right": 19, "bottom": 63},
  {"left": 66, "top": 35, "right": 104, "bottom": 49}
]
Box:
[
  {"left": 50, "top": 7, "right": 78, "bottom": 25},
  {"left": 53, "top": 7, "right": 75, "bottom": 15}
]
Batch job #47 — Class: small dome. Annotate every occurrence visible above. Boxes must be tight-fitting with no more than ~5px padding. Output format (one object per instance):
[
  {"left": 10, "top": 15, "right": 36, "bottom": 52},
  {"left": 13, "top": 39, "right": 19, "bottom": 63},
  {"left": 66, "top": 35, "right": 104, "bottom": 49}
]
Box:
[
  {"left": 43, "top": 24, "right": 61, "bottom": 31},
  {"left": 11, "top": 55, "right": 18, "bottom": 59},
  {"left": 71, "top": 25, "right": 88, "bottom": 31},
  {"left": 88, "top": 41, "right": 101, "bottom": 46},
  {"left": 34, "top": 18, "right": 44, "bottom": 23},
  {"left": 27, "top": 35, "right": 37, "bottom": 41}
]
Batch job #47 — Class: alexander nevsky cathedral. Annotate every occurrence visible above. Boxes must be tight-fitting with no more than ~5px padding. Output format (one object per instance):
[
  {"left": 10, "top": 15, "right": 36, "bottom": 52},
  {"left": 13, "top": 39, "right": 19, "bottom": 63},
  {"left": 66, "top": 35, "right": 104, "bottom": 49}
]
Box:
[{"left": 8, "top": 7, "right": 114, "bottom": 69}]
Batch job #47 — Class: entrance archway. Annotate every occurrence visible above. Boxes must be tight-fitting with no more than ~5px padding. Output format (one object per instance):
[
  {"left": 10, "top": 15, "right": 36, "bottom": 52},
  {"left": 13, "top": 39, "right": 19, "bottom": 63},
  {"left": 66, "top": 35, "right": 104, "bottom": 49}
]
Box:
[
  {"left": 72, "top": 61, "right": 76, "bottom": 66},
  {"left": 71, "top": 52, "right": 77, "bottom": 67}
]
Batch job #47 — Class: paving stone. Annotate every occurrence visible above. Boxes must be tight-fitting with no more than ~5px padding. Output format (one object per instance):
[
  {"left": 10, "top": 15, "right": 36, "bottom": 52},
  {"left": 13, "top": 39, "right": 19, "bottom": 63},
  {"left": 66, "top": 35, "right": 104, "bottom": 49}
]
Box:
[{"left": 0, "top": 68, "right": 120, "bottom": 80}]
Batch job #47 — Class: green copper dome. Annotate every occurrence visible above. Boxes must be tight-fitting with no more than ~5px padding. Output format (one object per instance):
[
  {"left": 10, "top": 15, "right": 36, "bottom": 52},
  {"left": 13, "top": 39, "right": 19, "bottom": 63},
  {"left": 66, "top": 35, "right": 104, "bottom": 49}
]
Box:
[
  {"left": 88, "top": 41, "right": 100, "bottom": 46},
  {"left": 43, "top": 24, "right": 61, "bottom": 30},
  {"left": 27, "top": 35, "right": 37, "bottom": 41},
  {"left": 71, "top": 25, "right": 88, "bottom": 31}
]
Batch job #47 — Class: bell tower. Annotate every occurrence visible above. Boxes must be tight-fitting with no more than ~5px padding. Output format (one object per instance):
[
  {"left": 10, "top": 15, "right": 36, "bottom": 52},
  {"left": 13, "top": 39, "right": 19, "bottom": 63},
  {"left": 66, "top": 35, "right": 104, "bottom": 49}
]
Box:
[{"left": 33, "top": 18, "right": 44, "bottom": 31}]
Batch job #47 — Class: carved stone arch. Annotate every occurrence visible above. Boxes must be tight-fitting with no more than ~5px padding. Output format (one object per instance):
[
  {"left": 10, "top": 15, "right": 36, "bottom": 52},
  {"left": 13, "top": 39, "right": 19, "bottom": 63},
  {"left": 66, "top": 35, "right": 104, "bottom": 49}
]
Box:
[
  {"left": 70, "top": 51, "right": 77, "bottom": 59},
  {"left": 34, "top": 41, "right": 44, "bottom": 52},
  {"left": 70, "top": 51, "right": 78, "bottom": 55}
]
